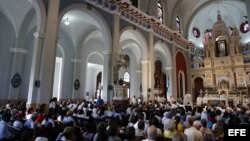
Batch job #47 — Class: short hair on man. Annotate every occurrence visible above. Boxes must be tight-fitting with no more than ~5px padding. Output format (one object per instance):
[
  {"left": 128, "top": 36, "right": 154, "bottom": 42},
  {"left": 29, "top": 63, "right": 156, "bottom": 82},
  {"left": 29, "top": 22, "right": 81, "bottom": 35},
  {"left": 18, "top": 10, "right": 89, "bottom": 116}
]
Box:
[
  {"left": 147, "top": 125, "right": 157, "bottom": 139},
  {"left": 172, "top": 132, "right": 185, "bottom": 141}
]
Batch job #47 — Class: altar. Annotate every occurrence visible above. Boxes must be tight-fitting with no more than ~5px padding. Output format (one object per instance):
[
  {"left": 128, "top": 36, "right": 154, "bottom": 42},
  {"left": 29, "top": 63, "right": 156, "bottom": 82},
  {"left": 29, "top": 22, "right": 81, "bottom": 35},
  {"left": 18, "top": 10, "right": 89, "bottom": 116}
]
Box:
[
  {"left": 190, "top": 12, "right": 250, "bottom": 106},
  {"left": 202, "top": 97, "right": 228, "bottom": 106}
]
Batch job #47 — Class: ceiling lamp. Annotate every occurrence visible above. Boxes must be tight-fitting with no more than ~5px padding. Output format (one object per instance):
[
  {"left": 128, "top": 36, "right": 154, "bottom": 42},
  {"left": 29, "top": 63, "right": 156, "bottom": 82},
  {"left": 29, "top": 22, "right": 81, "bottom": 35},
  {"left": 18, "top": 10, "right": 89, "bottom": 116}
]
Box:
[{"left": 64, "top": 18, "right": 70, "bottom": 25}]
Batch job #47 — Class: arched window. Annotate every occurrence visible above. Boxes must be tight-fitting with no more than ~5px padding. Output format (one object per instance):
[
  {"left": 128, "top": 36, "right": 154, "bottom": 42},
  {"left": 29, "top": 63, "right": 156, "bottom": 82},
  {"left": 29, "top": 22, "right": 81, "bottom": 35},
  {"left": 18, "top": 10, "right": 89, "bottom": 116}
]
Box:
[
  {"left": 176, "top": 16, "right": 181, "bottom": 33},
  {"left": 157, "top": 1, "right": 163, "bottom": 23},
  {"left": 123, "top": 72, "right": 130, "bottom": 82}
]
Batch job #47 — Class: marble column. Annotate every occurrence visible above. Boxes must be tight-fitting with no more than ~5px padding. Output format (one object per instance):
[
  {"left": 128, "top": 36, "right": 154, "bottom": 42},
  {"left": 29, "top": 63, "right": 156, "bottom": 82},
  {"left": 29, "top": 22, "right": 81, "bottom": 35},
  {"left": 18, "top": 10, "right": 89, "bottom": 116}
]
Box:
[
  {"left": 102, "top": 50, "right": 112, "bottom": 102},
  {"left": 171, "top": 43, "right": 177, "bottom": 98},
  {"left": 141, "top": 60, "right": 149, "bottom": 101},
  {"left": 27, "top": 0, "right": 60, "bottom": 108},
  {"left": 27, "top": 32, "right": 44, "bottom": 108},
  {"left": 111, "top": 14, "right": 120, "bottom": 83},
  {"left": 147, "top": 32, "right": 154, "bottom": 101},
  {"left": 165, "top": 67, "right": 172, "bottom": 101}
]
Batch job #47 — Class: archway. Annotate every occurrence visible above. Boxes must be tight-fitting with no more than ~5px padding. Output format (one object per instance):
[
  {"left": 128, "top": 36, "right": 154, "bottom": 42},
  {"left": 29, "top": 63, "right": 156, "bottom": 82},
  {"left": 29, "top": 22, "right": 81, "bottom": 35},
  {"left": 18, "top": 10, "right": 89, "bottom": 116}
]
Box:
[
  {"left": 194, "top": 77, "right": 204, "bottom": 101},
  {"left": 176, "top": 51, "right": 188, "bottom": 98},
  {"left": 120, "top": 27, "right": 148, "bottom": 100}
]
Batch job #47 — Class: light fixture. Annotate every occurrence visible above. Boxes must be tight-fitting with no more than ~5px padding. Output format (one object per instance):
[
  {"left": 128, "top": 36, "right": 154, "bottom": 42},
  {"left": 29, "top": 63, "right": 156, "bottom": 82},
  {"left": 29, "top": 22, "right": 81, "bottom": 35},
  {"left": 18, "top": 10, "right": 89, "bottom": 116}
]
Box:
[{"left": 64, "top": 18, "right": 70, "bottom": 25}]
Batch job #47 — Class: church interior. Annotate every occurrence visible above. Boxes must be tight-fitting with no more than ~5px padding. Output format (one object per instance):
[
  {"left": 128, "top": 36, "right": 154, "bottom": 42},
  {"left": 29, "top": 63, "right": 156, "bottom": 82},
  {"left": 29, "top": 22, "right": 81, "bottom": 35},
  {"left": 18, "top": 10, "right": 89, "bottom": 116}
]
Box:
[
  {"left": 1, "top": 0, "right": 250, "bottom": 141},
  {"left": 0, "top": 0, "right": 250, "bottom": 107}
]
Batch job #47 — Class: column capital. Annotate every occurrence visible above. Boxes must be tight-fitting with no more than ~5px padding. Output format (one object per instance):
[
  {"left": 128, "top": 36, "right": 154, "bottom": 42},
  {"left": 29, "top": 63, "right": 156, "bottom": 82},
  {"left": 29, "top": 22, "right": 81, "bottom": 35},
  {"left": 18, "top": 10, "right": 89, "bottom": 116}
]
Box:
[
  {"left": 9, "top": 48, "right": 28, "bottom": 54},
  {"left": 165, "top": 67, "right": 172, "bottom": 70},
  {"left": 33, "top": 32, "right": 44, "bottom": 38},
  {"left": 141, "top": 60, "right": 149, "bottom": 64}
]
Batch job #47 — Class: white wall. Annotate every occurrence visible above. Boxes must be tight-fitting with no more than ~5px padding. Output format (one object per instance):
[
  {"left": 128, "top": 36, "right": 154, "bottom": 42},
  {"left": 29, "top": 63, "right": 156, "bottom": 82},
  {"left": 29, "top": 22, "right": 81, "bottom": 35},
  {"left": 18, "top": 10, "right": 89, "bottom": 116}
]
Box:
[
  {"left": 53, "top": 57, "right": 62, "bottom": 99},
  {"left": 86, "top": 66, "right": 102, "bottom": 99}
]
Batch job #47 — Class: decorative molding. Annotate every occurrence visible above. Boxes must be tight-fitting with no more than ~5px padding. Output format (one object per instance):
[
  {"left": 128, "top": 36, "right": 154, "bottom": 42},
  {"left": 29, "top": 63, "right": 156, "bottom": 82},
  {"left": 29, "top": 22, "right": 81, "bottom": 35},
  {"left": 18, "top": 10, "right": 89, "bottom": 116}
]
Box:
[
  {"left": 33, "top": 32, "right": 44, "bottom": 38},
  {"left": 103, "top": 50, "right": 112, "bottom": 54},
  {"left": 84, "top": 0, "right": 194, "bottom": 50},
  {"left": 71, "top": 58, "right": 82, "bottom": 63},
  {"left": 136, "top": 70, "right": 142, "bottom": 73},
  {"left": 141, "top": 60, "right": 149, "bottom": 64},
  {"left": 165, "top": 67, "right": 172, "bottom": 70},
  {"left": 9, "top": 48, "right": 28, "bottom": 54}
]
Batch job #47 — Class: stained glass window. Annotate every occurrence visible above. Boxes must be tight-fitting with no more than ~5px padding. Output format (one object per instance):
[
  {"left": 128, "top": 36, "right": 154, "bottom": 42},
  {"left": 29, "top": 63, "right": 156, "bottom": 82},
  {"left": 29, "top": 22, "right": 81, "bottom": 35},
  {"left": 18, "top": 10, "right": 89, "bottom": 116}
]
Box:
[
  {"left": 157, "top": 1, "right": 163, "bottom": 23},
  {"left": 176, "top": 16, "right": 181, "bottom": 33}
]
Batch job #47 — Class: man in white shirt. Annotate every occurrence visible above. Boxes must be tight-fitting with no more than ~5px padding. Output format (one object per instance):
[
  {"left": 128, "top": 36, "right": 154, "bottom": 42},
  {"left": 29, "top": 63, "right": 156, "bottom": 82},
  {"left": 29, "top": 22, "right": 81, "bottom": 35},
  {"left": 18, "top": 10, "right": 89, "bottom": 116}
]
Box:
[{"left": 184, "top": 118, "right": 203, "bottom": 141}]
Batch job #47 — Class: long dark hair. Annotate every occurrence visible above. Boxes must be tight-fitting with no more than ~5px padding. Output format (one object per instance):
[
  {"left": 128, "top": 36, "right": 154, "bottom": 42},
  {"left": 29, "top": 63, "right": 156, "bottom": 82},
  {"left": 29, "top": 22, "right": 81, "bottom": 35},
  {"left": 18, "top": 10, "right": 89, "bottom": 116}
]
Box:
[{"left": 96, "top": 122, "right": 107, "bottom": 141}]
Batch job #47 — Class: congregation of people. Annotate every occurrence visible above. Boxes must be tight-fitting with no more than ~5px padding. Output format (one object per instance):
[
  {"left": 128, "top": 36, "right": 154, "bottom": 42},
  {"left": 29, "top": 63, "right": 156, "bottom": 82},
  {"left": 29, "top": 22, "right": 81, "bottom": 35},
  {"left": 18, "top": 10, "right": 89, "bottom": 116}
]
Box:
[{"left": 0, "top": 95, "right": 249, "bottom": 141}]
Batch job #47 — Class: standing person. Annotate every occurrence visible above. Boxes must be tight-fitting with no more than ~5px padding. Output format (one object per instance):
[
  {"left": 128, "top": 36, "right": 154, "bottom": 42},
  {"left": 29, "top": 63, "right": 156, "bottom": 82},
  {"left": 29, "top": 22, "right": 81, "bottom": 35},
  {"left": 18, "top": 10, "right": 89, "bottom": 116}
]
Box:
[
  {"left": 142, "top": 125, "right": 157, "bottom": 141},
  {"left": 97, "top": 96, "right": 104, "bottom": 106},
  {"left": 132, "top": 95, "right": 137, "bottom": 105}
]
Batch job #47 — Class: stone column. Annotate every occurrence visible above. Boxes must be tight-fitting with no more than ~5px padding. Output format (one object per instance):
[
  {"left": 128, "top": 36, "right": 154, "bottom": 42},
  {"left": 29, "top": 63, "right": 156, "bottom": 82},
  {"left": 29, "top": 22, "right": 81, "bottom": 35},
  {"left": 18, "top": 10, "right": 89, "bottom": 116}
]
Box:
[
  {"left": 136, "top": 70, "right": 142, "bottom": 98},
  {"left": 171, "top": 43, "right": 177, "bottom": 98},
  {"left": 147, "top": 32, "right": 154, "bottom": 101},
  {"left": 27, "top": 32, "right": 44, "bottom": 108},
  {"left": 141, "top": 60, "right": 148, "bottom": 101},
  {"left": 111, "top": 14, "right": 120, "bottom": 83},
  {"left": 27, "top": 0, "right": 60, "bottom": 108},
  {"left": 8, "top": 48, "right": 28, "bottom": 100},
  {"left": 165, "top": 67, "right": 172, "bottom": 101},
  {"left": 71, "top": 58, "right": 82, "bottom": 99},
  {"left": 102, "top": 50, "right": 112, "bottom": 102}
]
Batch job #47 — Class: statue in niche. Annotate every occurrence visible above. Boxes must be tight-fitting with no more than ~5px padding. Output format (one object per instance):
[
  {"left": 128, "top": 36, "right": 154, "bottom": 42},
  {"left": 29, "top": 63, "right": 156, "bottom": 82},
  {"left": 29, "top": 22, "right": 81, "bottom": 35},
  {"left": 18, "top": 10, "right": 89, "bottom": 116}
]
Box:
[
  {"left": 218, "top": 41, "right": 226, "bottom": 57},
  {"left": 204, "top": 43, "right": 210, "bottom": 58},
  {"left": 203, "top": 33, "right": 211, "bottom": 58},
  {"left": 220, "top": 79, "right": 228, "bottom": 90},
  {"left": 230, "top": 27, "right": 241, "bottom": 54},
  {"left": 206, "top": 39, "right": 215, "bottom": 57}
]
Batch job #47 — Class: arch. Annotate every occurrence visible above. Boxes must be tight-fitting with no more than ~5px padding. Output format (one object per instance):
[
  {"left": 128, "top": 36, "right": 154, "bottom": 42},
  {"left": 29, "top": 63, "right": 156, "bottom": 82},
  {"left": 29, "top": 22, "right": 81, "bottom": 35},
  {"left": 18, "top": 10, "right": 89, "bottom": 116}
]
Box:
[
  {"left": 176, "top": 51, "right": 188, "bottom": 97},
  {"left": 0, "top": 12, "right": 16, "bottom": 47},
  {"left": 53, "top": 44, "right": 65, "bottom": 100},
  {"left": 193, "top": 77, "right": 204, "bottom": 101},
  {"left": 86, "top": 51, "right": 104, "bottom": 62},
  {"left": 58, "top": 3, "right": 111, "bottom": 52},
  {"left": 0, "top": 12, "right": 16, "bottom": 99},
  {"left": 154, "top": 40, "right": 172, "bottom": 67},
  {"left": 120, "top": 26, "right": 148, "bottom": 61},
  {"left": 32, "top": 0, "right": 46, "bottom": 32},
  {"left": 178, "top": 70, "right": 185, "bottom": 99},
  {"left": 17, "top": 8, "right": 37, "bottom": 48}
]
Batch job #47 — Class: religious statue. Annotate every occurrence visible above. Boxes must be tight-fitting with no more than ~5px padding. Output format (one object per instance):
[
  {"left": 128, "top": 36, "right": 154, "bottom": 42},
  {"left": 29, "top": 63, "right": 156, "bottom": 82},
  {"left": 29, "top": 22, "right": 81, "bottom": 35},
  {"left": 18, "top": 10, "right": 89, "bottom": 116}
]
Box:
[
  {"left": 230, "top": 27, "right": 241, "bottom": 54},
  {"left": 196, "top": 96, "right": 203, "bottom": 106},
  {"left": 184, "top": 94, "right": 192, "bottom": 106}
]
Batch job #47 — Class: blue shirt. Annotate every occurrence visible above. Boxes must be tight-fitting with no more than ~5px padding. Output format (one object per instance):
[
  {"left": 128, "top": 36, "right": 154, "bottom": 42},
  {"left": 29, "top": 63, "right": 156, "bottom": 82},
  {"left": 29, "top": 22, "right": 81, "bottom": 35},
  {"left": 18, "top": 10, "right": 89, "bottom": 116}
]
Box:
[{"left": 97, "top": 98, "right": 104, "bottom": 105}]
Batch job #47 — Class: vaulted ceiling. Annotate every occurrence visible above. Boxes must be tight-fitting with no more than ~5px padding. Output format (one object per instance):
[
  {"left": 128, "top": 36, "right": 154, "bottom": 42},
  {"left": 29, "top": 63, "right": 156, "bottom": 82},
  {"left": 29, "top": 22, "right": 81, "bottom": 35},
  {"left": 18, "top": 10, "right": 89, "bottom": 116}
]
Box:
[{"left": 0, "top": 0, "right": 249, "bottom": 48}]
